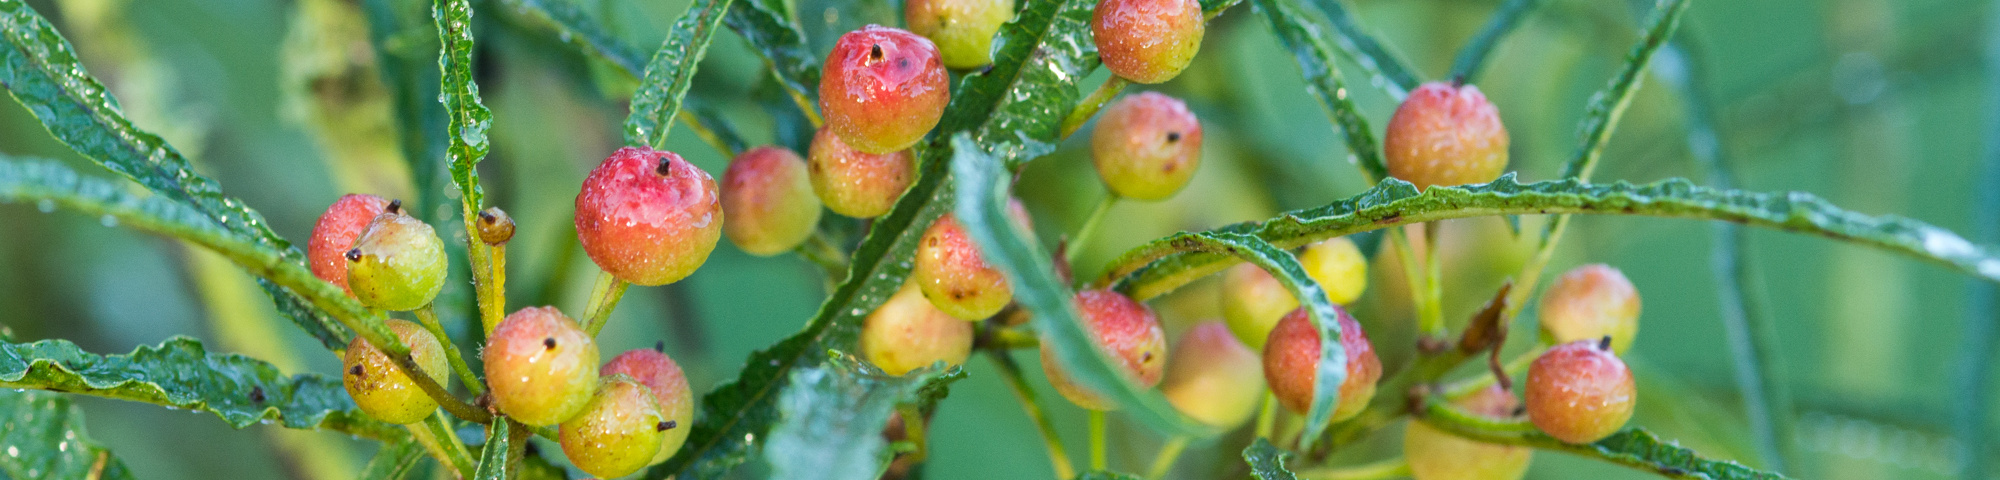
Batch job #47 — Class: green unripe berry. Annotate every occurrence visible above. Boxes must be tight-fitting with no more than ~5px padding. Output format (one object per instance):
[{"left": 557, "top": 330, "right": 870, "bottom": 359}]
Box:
[
  {"left": 308, "top": 194, "right": 391, "bottom": 297},
  {"left": 1384, "top": 82, "right": 1510, "bottom": 190},
  {"left": 559, "top": 375, "right": 668, "bottom": 479},
  {"left": 1041, "top": 289, "right": 1168, "bottom": 411},
  {"left": 485, "top": 306, "right": 601, "bottom": 426},
  {"left": 722, "top": 146, "right": 823, "bottom": 256},
  {"left": 1525, "top": 338, "right": 1636, "bottom": 444},
  {"left": 819, "top": 25, "right": 951, "bottom": 154},
  {"left": 345, "top": 206, "right": 447, "bottom": 312},
  {"left": 863, "top": 283, "right": 974, "bottom": 375},
  {"left": 911, "top": 201, "right": 1031, "bottom": 320},
  {"left": 1090, "top": 92, "right": 1202, "bottom": 201},
  {"left": 1161, "top": 321, "right": 1265, "bottom": 429},
  {"left": 1404, "top": 385, "right": 1533, "bottom": 480},
  {"left": 1299, "top": 237, "right": 1368, "bottom": 305},
  {"left": 808, "top": 126, "right": 917, "bottom": 218},
  {"left": 342, "top": 319, "right": 449, "bottom": 425},
  {"left": 602, "top": 348, "right": 695, "bottom": 465},
  {"left": 1091, "top": 0, "right": 1203, "bottom": 84},
  {"left": 1538, "top": 264, "right": 1641, "bottom": 354},
  {"left": 1263, "top": 307, "right": 1381, "bottom": 420},
  {"left": 1221, "top": 263, "right": 1295, "bottom": 351},
  {"left": 905, "top": 0, "right": 1014, "bottom": 68}
]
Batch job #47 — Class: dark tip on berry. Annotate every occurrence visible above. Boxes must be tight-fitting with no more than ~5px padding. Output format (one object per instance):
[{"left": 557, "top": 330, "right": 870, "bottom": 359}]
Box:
[
  {"left": 896, "top": 57, "right": 911, "bottom": 70},
  {"left": 349, "top": 365, "right": 364, "bottom": 376},
  {"left": 869, "top": 44, "right": 884, "bottom": 62},
  {"left": 656, "top": 156, "right": 675, "bottom": 177},
  {"left": 1598, "top": 335, "right": 1613, "bottom": 351},
  {"left": 1511, "top": 406, "right": 1527, "bottom": 416},
  {"left": 345, "top": 249, "right": 362, "bottom": 262},
  {"left": 1142, "top": 351, "right": 1154, "bottom": 362},
  {"left": 543, "top": 337, "right": 557, "bottom": 350},
  {"left": 479, "top": 210, "right": 496, "bottom": 223},
  {"left": 658, "top": 420, "right": 678, "bottom": 431},
  {"left": 250, "top": 386, "right": 265, "bottom": 403},
  {"left": 523, "top": 442, "right": 540, "bottom": 456},
  {"left": 655, "top": 340, "right": 666, "bottom": 352},
  {"left": 386, "top": 199, "right": 402, "bottom": 214},
  {"left": 1165, "top": 132, "right": 1181, "bottom": 143}
]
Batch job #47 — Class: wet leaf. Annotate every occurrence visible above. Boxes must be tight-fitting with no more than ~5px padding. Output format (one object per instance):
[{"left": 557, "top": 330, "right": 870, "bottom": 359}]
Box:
[
  {"left": 0, "top": 390, "right": 137, "bottom": 480},
  {"left": 764, "top": 354, "right": 963, "bottom": 480},
  {"left": 624, "top": 0, "right": 736, "bottom": 149},
  {"left": 1421, "top": 401, "right": 1789, "bottom": 479},
  {"left": 434, "top": 0, "right": 492, "bottom": 212},
  {"left": 359, "top": 439, "right": 426, "bottom": 480},
  {"left": 1242, "top": 438, "right": 1298, "bottom": 480},
  {"left": 471, "top": 420, "right": 510, "bottom": 480},
  {"left": 1256, "top": 0, "right": 1388, "bottom": 183}
]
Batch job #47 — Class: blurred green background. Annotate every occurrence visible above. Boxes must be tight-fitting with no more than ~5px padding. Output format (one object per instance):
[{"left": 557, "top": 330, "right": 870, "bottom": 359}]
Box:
[{"left": 0, "top": 0, "right": 1989, "bottom": 478}]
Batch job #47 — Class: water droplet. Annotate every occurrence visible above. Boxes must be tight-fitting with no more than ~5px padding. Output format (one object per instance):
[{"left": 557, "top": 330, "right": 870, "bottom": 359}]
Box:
[
  {"left": 36, "top": 200, "right": 54, "bottom": 213},
  {"left": 99, "top": 215, "right": 117, "bottom": 227}
]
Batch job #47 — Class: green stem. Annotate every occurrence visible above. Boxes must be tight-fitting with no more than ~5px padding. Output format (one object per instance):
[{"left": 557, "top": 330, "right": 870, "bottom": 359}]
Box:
[
  {"left": 580, "top": 270, "right": 631, "bottom": 337},
  {"left": 1254, "top": 392, "right": 1279, "bottom": 440},
  {"left": 1421, "top": 222, "right": 1445, "bottom": 337},
  {"left": 1068, "top": 194, "right": 1119, "bottom": 264},
  {"left": 415, "top": 303, "right": 485, "bottom": 396},
  {"left": 1296, "top": 457, "right": 1411, "bottom": 480},
  {"left": 415, "top": 412, "right": 476, "bottom": 479},
  {"left": 479, "top": 242, "right": 506, "bottom": 335},
  {"left": 1089, "top": 409, "right": 1108, "bottom": 471},
  {"left": 1388, "top": 226, "right": 1437, "bottom": 337},
  {"left": 987, "top": 351, "right": 1076, "bottom": 479},
  {"left": 1445, "top": 0, "right": 1540, "bottom": 83},
  {"left": 1145, "top": 436, "right": 1189, "bottom": 479},
  {"left": 1059, "top": 77, "right": 1130, "bottom": 139},
  {"left": 795, "top": 230, "right": 850, "bottom": 283},
  {"left": 678, "top": 109, "right": 741, "bottom": 159}
]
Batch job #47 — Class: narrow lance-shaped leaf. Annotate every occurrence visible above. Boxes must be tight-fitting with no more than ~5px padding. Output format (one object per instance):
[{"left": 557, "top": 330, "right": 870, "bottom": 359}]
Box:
[
  {"left": 1954, "top": 0, "right": 2000, "bottom": 477},
  {"left": 500, "top": 0, "right": 647, "bottom": 74},
  {"left": 1242, "top": 438, "right": 1299, "bottom": 480},
  {"left": 1421, "top": 401, "right": 1788, "bottom": 479},
  {"left": 724, "top": 0, "right": 821, "bottom": 113},
  {"left": 0, "top": 390, "right": 137, "bottom": 480},
  {"left": 1257, "top": 0, "right": 1388, "bottom": 183},
  {"left": 1101, "top": 175, "right": 2000, "bottom": 301},
  {"left": 764, "top": 354, "right": 964, "bottom": 480},
  {"left": 0, "top": 0, "right": 349, "bottom": 350},
  {"left": 433, "top": 0, "right": 492, "bottom": 211},
  {"left": 625, "top": 0, "right": 738, "bottom": 149},
  {"left": 1446, "top": 0, "right": 1540, "bottom": 83},
  {"left": 1305, "top": 0, "right": 1421, "bottom": 98},
  {"left": 1557, "top": 0, "right": 1691, "bottom": 182},
  {"left": 359, "top": 439, "right": 427, "bottom": 480},
  {"left": 950, "top": 135, "right": 1214, "bottom": 437},
  {"left": 471, "top": 420, "right": 511, "bottom": 480}
]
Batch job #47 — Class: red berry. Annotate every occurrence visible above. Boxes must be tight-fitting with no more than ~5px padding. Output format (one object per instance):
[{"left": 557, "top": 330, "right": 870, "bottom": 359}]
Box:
[
  {"left": 1538, "top": 264, "right": 1641, "bottom": 354},
  {"left": 1404, "top": 385, "right": 1533, "bottom": 480},
  {"left": 1383, "top": 82, "right": 1510, "bottom": 190},
  {"left": 1262, "top": 306, "right": 1381, "bottom": 420},
  {"left": 1091, "top": 0, "right": 1203, "bottom": 84},
  {"left": 308, "top": 194, "right": 391, "bottom": 296},
  {"left": 346, "top": 210, "right": 448, "bottom": 312},
  {"left": 819, "top": 25, "right": 950, "bottom": 154},
  {"left": 807, "top": 126, "right": 916, "bottom": 218},
  {"left": 1040, "top": 289, "right": 1168, "bottom": 411},
  {"left": 722, "top": 146, "right": 822, "bottom": 256},
  {"left": 905, "top": 0, "right": 1016, "bottom": 68},
  {"left": 575, "top": 147, "right": 723, "bottom": 286},
  {"left": 1525, "top": 338, "right": 1636, "bottom": 444},
  {"left": 861, "top": 283, "right": 974, "bottom": 375},
  {"left": 911, "top": 200, "right": 1031, "bottom": 320},
  {"left": 602, "top": 348, "right": 695, "bottom": 465},
  {"left": 485, "top": 306, "right": 601, "bottom": 426},
  {"left": 1091, "top": 92, "right": 1202, "bottom": 201},
  {"left": 559, "top": 375, "right": 668, "bottom": 478},
  {"left": 1161, "top": 321, "right": 1265, "bottom": 428},
  {"left": 342, "top": 319, "right": 450, "bottom": 424}
]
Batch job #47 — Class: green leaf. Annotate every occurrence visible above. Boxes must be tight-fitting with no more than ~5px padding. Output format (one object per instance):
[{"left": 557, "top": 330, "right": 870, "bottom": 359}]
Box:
[
  {"left": 1421, "top": 401, "right": 1787, "bottom": 479},
  {"left": 1102, "top": 175, "right": 2000, "bottom": 300},
  {"left": 471, "top": 420, "right": 510, "bottom": 480},
  {"left": 1304, "top": 0, "right": 1421, "bottom": 98},
  {"left": 0, "top": 0, "right": 349, "bottom": 351},
  {"left": 0, "top": 390, "right": 136, "bottom": 480},
  {"left": 1242, "top": 438, "right": 1298, "bottom": 480},
  {"left": 765, "top": 354, "right": 963, "bottom": 480},
  {"left": 501, "top": 0, "right": 648, "bottom": 74},
  {"left": 624, "top": 0, "right": 737, "bottom": 149},
  {"left": 943, "top": 0, "right": 1100, "bottom": 167},
  {"left": 360, "top": 439, "right": 427, "bottom": 480},
  {"left": 724, "top": 0, "right": 820, "bottom": 111},
  {"left": 1073, "top": 471, "right": 1143, "bottom": 480},
  {"left": 1256, "top": 0, "right": 1388, "bottom": 183},
  {"left": 949, "top": 135, "right": 1213, "bottom": 437},
  {"left": 0, "top": 336, "right": 400, "bottom": 439},
  {"left": 433, "top": 0, "right": 492, "bottom": 211},
  {"left": 1446, "top": 0, "right": 1539, "bottom": 83},
  {"left": 1557, "top": 0, "right": 1690, "bottom": 182}
]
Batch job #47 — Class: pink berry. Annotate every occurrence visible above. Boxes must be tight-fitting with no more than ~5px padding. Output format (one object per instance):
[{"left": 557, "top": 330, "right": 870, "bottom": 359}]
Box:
[
  {"left": 308, "top": 194, "right": 391, "bottom": 296},
  {"left": 484, "top": 306, "right": 601, "bottom": 426},
  {"left": 1262, "top": 306, "right": 1381, "bottom": 420},
  {"left": 819, "top": 25, "right": 950, "bottom": 154},
  {"left": 1525, "top": 338, "right": 1636, "bottom": 444},
  {"left": 1161, "top": 321, "right": 1265, "bottom": 428},
  {"left": 1538, "top": 264, "right": 1642, "bottom": 353},
  {"left": 1383, "top": 82, "right": 1510, "bottom": 190},
  {"left": 807, "top": 126, "right": 916, "bottom": 218},
  {"left": 1091, "top": 92, "right": 1202, "bottom": 201},
  {"left": 1040, "top": 289, "right": 1168, "bottom": 411},
  {"left": 602, "top": 348, "right": 696, "bottom": 465},
  {"left": 575, "top": 146, "right": 722, "bottom": 286},
  {"left": 722, "top": 146, "right": 823, "bottom": 256},
  {"left": 910, "top": 200, "right": 1031, "bottom": 320},
  {"left": 1091, "top": 0, "right": 1203, "bottom": 84}
]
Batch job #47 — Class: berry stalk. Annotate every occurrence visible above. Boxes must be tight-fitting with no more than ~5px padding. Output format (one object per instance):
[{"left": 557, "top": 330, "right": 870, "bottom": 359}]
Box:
[
  {"left": 895, "top": 403, "right": 929, "bottom": 463},
  {"left": 1059, "top": 77, "right": 1130, "bottom": 139},
  {"left": 410, "top": 412, "right": 477, "bottom": 479},
  {"left": 415, "top": 303, "right": 486, "bottom": 396},
  {"left": 1066, "top": 194, "right": 1118, "bottom": 265},
  {"left": 986, "top": 351, "right": 1076, "bottom": 479},
  {"left": 1145, "top": 435, "right": 1189, "bottom": 479},
  {"left": 581, "top": 270, "right": 633, "bottom": 337},
  {"left": 1088, "top": 409, "right": 1108, "bottom": 471}
]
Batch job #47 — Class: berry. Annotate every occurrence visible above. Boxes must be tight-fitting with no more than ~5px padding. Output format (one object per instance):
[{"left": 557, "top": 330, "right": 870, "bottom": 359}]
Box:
[
  {"left": 819, "top": 25, "right": 950, "bottom": 154},
  {"left": 1383, "top": 82, "right": 1510, "bottom": 190},
  {"left": 911, "top": 200, "right": 1031, "bottom": 320},
  {"left": 1538, "top": 264, "right": 1641, "bottom": 353},
  {"left": 602, "top": 348, "right": 695, "bottom": 464},
  {"left": 345, "top": 207, "right": 447, "bottom": 311},
  {"left": 721, "top": 146, "right": 823, "bottom": 256},
  {"left": 1404, "top": 385, "right": 1533, "bottom": 480},
  {"left": 904, "top": 0, "right": 1015, "bottom": 69},
  {"left": 476, "top": 207, "right": 515, "bottom": 245},
  {"left": 808, "top": 126, "right": 917, "bottom": 218},
  {"left": 862, "top": 283, "right": 975, "bottom": 375},
  {"left": 342, "top": 319, "right": 449, "bottom": 424},
  {"left": 575, "top": 147, "right": 723, "bottom": 286},
  {"left": 308, "top": 194, "right": 391, "bottom": 296},
  {"left": 1091, "top": 0, "right": 1202, "bottom": 84},
  {"left": 1220, "top": 263, "right": 1296, "bottom": 350},
  {"left": 1525, "top": 338, "right": 1636, "bottom": 444},
  {"left": 1040, "top": 289, "right": 1167, "bottom": 411},
  {"left": 485, "top": 306, "right": 601, "bottom": 426},
  {"left": 1263, "top": 306, "right": 1381, "bottom": 420},
  {"left": 1299, "top": 237, "right": 1368, "bottom": 305},
  {"left": 559, "top": 375, "right": 668, "bottom": 479},
  {"left": 1090, "top": 92, "right": 1202, "bottom": 201},
  {"left": 1161, "top": 321, "right": 1265, "bottom": 429}
]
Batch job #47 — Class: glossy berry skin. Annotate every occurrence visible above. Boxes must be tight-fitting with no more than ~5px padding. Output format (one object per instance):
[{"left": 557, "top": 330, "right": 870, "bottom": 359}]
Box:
[
  {"left": 722, "top": 146, "right": 822, "bottom": 256},
  {"left": 1538, "top": 264, "right": 1641, "bottom": 354},
  {"left": 1161, "top": 321, "right": 1265, "bottom": 429},
  {"left": 862, "top": 283, "right": 974, "bottom": 375},
  {"left": 1525, "top": 339, "right": 1637, "bottom": 444},
  {"left": 1091, "top": 0, "right": 1202, "bottom": 84},
  {"left": 1405, "top": 385, "right": 1533, "bottom": 480},
  {"left": 559, "top": 375, "right": 667, "bottom": 479},
  {"left": 342, "top": 320, "right": 449, "bottom": 424},
  {"left": 808, "top": 126, "right": 916, "bottom": 218},
  {"left": 1041, "top": 289, "right": 1168, "bottom": 411},
  {"left": 1220, "top": 263, "right": 1295, "bottom": 351},
  {"left": 911, "top": 201, "right": 1031, "bottom": 320},
  {"left": 308, "top": 194, "right": 391, "bottom": 296},
  {"left": 485, "top": 307, "right": 601, "bottom": 426},
  {"left": 1263, "top": 306, "right": 1381, "bottom": 420},
  {"left": 602, "top": 349, "right": 695, "bottom": 464},
  {"left": 905, "top": 0, "right": 1015, "bottom": 68},
  {"left": 1384, "top": 82, "right": 1510, "bottom": 190},
  {"left": 819, "top": 25, "right": 950, "bottom": 154},
  {"left": 1299, "top": 237, "right": 1368, "bottom": 305},
  {"left": 575, "top": 147, "right": 722, "bottom": 286},
  {"left": 346, "top": 210, "right": 447, "bottom": 312},
  {"left": 1091, "top": 92, "right": 1202, "bottom": 201}
]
